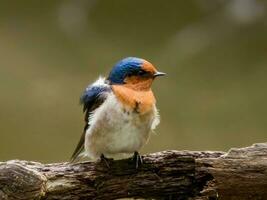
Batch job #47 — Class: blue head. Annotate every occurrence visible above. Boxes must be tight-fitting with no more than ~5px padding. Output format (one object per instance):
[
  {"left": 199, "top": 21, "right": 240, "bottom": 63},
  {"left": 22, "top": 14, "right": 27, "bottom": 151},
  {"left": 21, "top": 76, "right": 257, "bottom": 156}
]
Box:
[{"left": 108, "top": 57, "right": 165, "bottom": 85}]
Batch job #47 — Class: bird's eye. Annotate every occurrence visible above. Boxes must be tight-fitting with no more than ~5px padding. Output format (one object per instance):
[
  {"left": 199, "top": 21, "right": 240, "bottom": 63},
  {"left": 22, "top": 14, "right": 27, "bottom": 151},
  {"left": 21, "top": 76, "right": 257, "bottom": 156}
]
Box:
[
  {"left": 138, "top": 70, "right": 147, "bottom": 76},
  {"left": 127, "top": 70, "right": 149, "bottom": 77}
]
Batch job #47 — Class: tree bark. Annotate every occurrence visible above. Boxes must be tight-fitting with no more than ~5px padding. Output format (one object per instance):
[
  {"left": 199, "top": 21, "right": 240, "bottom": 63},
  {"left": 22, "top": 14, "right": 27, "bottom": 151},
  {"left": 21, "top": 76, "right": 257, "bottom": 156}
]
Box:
[{"left": 0, "top": 143, "right": 267, "bottom": 200}]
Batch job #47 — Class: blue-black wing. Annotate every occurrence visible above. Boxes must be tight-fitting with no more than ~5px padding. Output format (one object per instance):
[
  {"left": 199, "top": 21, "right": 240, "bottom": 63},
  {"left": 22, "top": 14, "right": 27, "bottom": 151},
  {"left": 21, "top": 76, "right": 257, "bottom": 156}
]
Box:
[{"left": 71, "top": 79, "right": 111, "bottom": 162}]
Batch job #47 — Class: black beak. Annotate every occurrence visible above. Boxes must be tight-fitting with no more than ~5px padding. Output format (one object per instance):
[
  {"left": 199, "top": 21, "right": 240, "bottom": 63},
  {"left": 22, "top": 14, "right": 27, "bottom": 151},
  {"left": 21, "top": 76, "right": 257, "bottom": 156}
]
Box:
[{"left": 154, "top": 71, "right": 166, "bottom": 77}]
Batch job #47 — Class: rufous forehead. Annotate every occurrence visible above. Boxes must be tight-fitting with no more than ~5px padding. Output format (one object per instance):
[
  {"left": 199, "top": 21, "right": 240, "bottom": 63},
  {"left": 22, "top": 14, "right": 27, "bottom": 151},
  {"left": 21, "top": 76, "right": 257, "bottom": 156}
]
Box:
[{"left": 142, "top": 60, "right": 157, "bottom": 73}]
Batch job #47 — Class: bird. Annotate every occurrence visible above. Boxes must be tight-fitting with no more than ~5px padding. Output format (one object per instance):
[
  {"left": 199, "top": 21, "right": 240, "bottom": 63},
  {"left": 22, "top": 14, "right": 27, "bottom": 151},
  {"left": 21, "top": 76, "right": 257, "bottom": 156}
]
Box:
[{"left": 71, "top": 57, "right": 165, "bottom": 167}]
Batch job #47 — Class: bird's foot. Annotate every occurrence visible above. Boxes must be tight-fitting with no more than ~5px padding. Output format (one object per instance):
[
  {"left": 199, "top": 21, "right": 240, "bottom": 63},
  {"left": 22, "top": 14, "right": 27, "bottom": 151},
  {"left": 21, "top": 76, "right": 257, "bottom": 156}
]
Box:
[
  {"left": 100, "top": 154, "right": 110, "bottom": 168},
  {"left": 132, "top": 151, "right": 143, "bottom": 169}
]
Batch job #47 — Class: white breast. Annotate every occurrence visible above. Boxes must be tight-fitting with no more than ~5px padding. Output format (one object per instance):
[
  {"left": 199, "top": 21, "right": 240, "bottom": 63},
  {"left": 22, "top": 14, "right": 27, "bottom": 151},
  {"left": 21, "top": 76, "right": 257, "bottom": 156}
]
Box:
[{"left": 84, "top": 92, "right": 160, "bottom": 160}]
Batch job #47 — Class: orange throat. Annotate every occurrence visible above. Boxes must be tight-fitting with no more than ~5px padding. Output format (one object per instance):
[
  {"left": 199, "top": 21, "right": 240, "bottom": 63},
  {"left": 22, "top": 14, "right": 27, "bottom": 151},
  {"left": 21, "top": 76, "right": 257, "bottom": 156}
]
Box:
[{"left": 112, "top": 84, "right": 156, "bottom": 114}]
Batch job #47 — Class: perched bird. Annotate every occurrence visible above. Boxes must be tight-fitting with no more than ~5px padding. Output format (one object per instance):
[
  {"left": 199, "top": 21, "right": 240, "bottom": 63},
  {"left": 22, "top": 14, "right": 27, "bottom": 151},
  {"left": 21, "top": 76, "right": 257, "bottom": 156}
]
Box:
[{"left": 71, "top": 57, "right": 165, "bottom": 167}]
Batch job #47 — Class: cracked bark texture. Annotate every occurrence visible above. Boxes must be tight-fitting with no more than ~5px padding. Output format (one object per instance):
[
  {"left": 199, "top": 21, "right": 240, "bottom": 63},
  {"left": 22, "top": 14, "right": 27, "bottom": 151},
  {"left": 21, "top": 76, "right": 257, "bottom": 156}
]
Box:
[{"left": 0, "top": 143, "right": 267, "bottom": 200}]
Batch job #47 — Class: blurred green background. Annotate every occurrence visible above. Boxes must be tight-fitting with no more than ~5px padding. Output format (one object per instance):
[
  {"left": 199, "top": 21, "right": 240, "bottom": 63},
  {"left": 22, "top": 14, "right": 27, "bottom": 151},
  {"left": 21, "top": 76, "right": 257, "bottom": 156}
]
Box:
[{"left": 0, "top": 0, "right": 266, "bottom": 163}]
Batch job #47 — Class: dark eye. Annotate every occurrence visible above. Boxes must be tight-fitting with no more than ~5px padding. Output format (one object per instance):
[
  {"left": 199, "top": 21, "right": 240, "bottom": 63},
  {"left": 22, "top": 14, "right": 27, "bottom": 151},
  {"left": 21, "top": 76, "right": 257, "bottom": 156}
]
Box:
[{"left": 138, "top": 70, "right": 147, "bottom": 76}]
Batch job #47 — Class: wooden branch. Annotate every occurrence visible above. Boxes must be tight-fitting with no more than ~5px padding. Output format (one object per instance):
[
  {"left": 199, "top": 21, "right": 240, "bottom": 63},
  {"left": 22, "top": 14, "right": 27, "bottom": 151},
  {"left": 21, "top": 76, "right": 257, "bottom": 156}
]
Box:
[{"left": 1, "top": 143, "right": 267, "bottom": 200}]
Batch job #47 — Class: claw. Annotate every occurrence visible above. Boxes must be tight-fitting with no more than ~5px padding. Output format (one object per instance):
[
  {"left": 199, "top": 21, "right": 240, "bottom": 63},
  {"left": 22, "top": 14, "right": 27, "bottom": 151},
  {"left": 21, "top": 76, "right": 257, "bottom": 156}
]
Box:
[
  {"left": 132, "top": 151, "right": 143, "bottom": 169},
  {"left": 100, "top": 154, "right": 110, "bottom": 168}
]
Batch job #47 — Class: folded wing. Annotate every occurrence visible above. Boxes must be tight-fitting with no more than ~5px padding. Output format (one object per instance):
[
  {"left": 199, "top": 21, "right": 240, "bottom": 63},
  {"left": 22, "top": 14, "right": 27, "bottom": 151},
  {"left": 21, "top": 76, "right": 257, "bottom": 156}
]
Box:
[{"left": 70, "top": 77, "right": 111, "bottom": 162}]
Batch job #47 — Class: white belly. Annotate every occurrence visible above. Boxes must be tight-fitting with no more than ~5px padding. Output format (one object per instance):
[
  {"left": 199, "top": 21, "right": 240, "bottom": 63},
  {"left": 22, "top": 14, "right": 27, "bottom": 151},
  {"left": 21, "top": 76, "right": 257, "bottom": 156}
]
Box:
[{"left": 84, "top": 93, "right": 159, "bottom": 159}]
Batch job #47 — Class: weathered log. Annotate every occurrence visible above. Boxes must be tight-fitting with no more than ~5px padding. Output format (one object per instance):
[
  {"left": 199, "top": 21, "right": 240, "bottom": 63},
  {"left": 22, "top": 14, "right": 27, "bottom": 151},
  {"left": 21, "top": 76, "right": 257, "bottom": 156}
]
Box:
[{"left": 0, "top": 143, "right": 267, "bottom": 200}]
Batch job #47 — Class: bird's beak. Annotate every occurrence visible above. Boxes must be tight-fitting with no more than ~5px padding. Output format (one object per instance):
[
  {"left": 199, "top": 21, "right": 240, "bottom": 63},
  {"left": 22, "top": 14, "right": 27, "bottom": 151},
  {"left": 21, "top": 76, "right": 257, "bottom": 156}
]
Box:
[{"left": 154, "top": 71, "right": 166, "bottom": 77}]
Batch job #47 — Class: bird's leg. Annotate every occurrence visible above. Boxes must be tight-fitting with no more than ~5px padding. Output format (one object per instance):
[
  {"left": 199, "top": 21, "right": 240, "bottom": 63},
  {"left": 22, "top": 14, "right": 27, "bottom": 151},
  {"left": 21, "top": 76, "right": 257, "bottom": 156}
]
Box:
[
  {"left": 100, "top": 154, "right": 110, "bottom": 168},
  {"left": 132, "top": 151, "right": 143, "bottom": 169}
]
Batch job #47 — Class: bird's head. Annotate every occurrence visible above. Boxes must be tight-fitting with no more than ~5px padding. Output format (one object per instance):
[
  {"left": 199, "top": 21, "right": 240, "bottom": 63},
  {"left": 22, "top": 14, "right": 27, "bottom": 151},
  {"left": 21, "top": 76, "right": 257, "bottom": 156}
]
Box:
[{"left": 107, "top": 57, "right": 165, "bottom": 90}]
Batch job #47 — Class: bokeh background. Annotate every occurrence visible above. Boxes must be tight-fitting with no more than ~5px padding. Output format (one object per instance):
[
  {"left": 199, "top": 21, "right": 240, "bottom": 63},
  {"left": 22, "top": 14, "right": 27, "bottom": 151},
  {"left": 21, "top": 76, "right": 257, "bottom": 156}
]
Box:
[{"left": 0, "top": 0, "right": 266, "bottom": 163}]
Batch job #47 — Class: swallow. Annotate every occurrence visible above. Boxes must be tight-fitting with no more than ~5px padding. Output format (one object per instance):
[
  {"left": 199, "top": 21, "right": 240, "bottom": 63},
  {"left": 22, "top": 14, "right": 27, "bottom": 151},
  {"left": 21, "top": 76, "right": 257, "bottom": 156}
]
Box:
[{"left": 71, "top": 57, "right": 165, "bottom": 167}]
